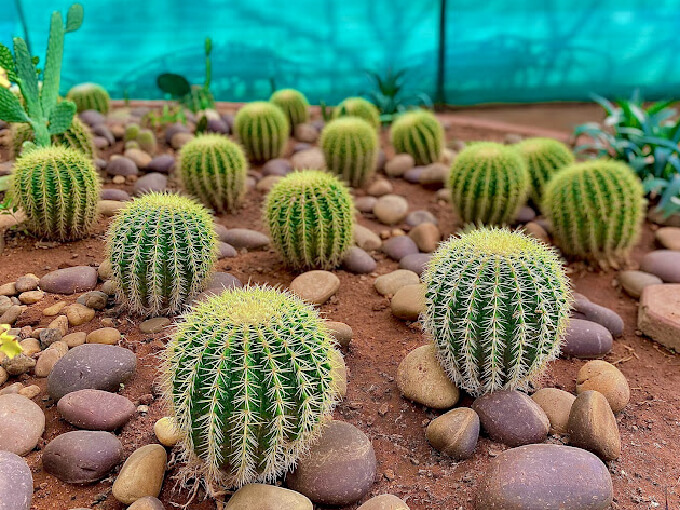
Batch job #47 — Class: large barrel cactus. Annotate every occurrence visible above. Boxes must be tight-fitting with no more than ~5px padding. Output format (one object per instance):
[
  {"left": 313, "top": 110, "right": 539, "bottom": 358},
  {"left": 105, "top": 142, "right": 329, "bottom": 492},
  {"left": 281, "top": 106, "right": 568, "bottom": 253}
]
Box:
[
  {"left": 11, "top": 145, "right": 100, "bottom": 241},
  {"left": 264, "top": 171, "right": 354, "bottom": 269},
  {"left": 515, "top": 137, "right": 574, "bottom": 206},
  {"left": 66, "top": 82, "right": 110, "bottom": 114},
  {"left": 321, "top": 117, "right": 378, "bottom": 187},
  {"left": 542, "top": 160, "right": 643, "bottom": 265},
  {"left": 12, "top": 116, "right": 96, "bottom": 159},
  {"left": 106, "top": 192, "right": 217, "bottom": 315},
  {"left": 447, "top": 142, "right": 530, "bottom": 226},
  {"left": 178, "top": 134, "right": 248, "bottom": 213},
  {"left": 269, "top": 89, "right": 309, "bottom": 128},
  {"left": 390, "top": 110, "right": 444, "bottom": 165},
  {"left": 162, "top": 284, "right": 340, "bottom": 488},
  {"left": 422, "top": 227, "right": 572, "bottom": 397},
  {"left": 233, "top": 102, "right": 289, "bottom": 163},
  {"left": 334, "top": 97, "right": 381, "bottom": 130}
]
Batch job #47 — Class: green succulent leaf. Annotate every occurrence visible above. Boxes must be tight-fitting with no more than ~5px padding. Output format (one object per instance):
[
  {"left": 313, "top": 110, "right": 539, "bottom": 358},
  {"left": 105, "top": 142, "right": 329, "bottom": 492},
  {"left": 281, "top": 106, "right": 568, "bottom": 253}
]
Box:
[
  {"left": 0, "top": 45, "right": 16, "bottom": 78},
  {"left": 48, "top": 100, "right": 76, "bottom": 135},
  {"left": 0, "top": 87, "right": 29, "bottom": 123},
  {"left": 13, "top": 37, "right": 42, "bottom": 119},
  {"left": 42, "top": 11, "right": 66, "bottom": 117},
  {"left": 157, "top": 73, "right": 191, "bottom": 97},
  {"left": 66, "top": 3, "right": 84, "bottom": 33}
]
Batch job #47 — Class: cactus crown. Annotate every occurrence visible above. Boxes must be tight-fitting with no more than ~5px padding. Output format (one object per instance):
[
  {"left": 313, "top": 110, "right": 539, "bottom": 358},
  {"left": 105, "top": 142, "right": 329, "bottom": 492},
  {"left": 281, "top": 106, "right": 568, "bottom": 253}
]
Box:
[
  {"left": 447, "top": 142, "right": 530, "bottom": 226},
  {"left": 542, "top": 159, "right": 643, "bottom": 266},
  {"left": 334, "top": 97, "right": 381, "bottom": 130},
  {"left": 0, "top": 3, "right": 83, "bottom": 148},
  {"left": 11, "top": 145, "right": 100, "bottom": 240},
  {"left": 269, "top": 88, "right": 309, "bottom": 127},
  {"left": 233, "top": 101, "right": 289, "bottom": 163},
  {"left": 515, "top": 137, "right": 574, "bottom": 206},
  {"left": 264, "top": 170, "right": 354, "bottom": 269},
  {"left": 106, "top": 192, "right": 218, "bottom": 315},
  {"left": 321, "top": 116, "right": 378, "bottom": 188},
  {"left": 162, "top": 284, "right": 340, "bottom": 488},
  {"left": 12, "top": 115, "right": 95, "bottom": 159},
  {"left": 422, "top": 227, "right": 572, "bottom": 397},
  {"left": 66, "top": 82, "right": 110, "bottom": 114},
  {"left": 178, "top": 134, "right": 247, "bottom": 213},
  {"left": 390, "top": 109, "right": 444, "bottom": 165}
]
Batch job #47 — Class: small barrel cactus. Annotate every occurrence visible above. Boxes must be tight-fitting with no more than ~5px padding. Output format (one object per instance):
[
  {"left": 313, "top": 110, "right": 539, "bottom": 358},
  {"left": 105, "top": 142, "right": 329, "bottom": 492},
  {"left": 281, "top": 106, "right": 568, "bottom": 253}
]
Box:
[
  {"left": 334, "top": 97, "right": 381, "bottom": 130},
  {"left": 136, "top": 129, "right": 156, "bottom": 154},
  {"left": 390, "top": 109, "right": 444, "bottom": 165},
  {"left": 233, "top": 102, "right": 289, "bottom": 163},
  {"left": 269, "top": 89, "right": 309, "bottom": 128},
  {"left": 12, "top": 145, "right": 100, "bottom": 240},
  {"left": 66, "top": 83, "right": 110, "bottom": 114},
  {"left": 264, "top": 171, "right": 354, "bottom": 269},
  {"left": 11, "top": 116, "right": 95, "bottom": 159},
  {"left": 515, "top": 137, "right": 574, "bottom": 206},
  {"left": 106, "top": 192, "right": 217, "bottom": 315},
  {"left": 162, "top": 284, "right": 340, "bottom": 488},
  {"left": 447, "top": 142, "right": 530, "bottom": 226},
  {"left": 542, "top": 160, "right": 643, "bottom": 265},
  {"left": 321, "top": 117, "right": 378, "bottom": 187},
  {"left": 422, "top": 227, "right": 572, "bottom": 397},
  {"left": 178, "top": 134, "right": 248, "bottom": 213}
]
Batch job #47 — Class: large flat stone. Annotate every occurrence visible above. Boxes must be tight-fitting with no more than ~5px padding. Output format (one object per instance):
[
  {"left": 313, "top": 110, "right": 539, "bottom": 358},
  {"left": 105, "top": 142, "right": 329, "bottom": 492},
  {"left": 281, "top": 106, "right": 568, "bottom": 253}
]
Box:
[{"left": 638, "top": 284, "right": 680, "bottom": 351}]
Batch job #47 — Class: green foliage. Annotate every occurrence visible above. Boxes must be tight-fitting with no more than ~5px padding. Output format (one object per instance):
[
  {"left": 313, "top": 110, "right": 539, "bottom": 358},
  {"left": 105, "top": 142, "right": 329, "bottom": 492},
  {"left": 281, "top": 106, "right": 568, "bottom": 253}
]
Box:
[
  {"left": 264, "top": 171, "right": 354, "bottom": 269},
  {"left": 178, "top": 134, "right": 247, "bottom": 213},
  {"left": 0, "top": 3, "right": 83, "bottom": 147},
  {"left": 66, "top": 82, "right": 110, "bottom": 114},
  {"left": 143, "top": 103, "right": 187, "bottom": 129},
  {"left": 363, "top": 68, "right": 433, "bottom": 125},
  {"left": 270, "top": 88, "right": 309, "bottom": 128},
  {"left": 543, "top": 160, "right": 644, "bottom": 266},
  {"left": 321, "top": 117, "right": 378, "bottom": 187},
  {"left": 333, "top": 97, "right": 380, "bottom": 130},
  {"left": 422, "top": 227, "right": 572, "bottom": 397},
  {"left": 12, "top": 115, "right": 95, "bottom": 159},
  {"left": 447, "top": 142, "right": 530, "bottom": 226},
  {"left": 162, "top": 284, "right": 340, "bottom": 488},
  {"left": 124, "top": 123, "right": 139, "bottom": 142},
  {"left": 106, "top": 192, "right": 218, "bottom": 315},
  {"left": 515, "top": 137, "right": 574, "bottom": 206},
  {"left": 136, "top": 128, "right": 156, "bottom": 154},
  {"left": 234, "top": 102, "right": 289, "bottom": 163},
  {"left": 12, "top": 145, "right": 99, "bottom": 240},
  {"left": 391, "top": 109, "right": 444, "bottom": 165},
  {"left": 320, "top": 101, "right": 333, "bottom": 122}
]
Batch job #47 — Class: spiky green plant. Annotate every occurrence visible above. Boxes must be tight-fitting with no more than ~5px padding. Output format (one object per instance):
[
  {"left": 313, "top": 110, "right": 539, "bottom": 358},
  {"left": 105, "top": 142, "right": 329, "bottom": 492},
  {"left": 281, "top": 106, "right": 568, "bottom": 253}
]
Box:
[
  {"left": 542, "top": 160, "right": 643, "bottom": 266},
  {"left": 390, "top": 109, "right": 443, "bottom": 165},
  {"left": 11, "top": 115, "right": 95, "bottom": 159},
  {"left": 106, "top": 192, "right": 218, "bottom": 315},
  {"left": 515, "top": 137, "right": 574, "bottom": 206},
  {"left": 0, "top": 4, "right": 83, "bottom": 149},
  {"left": 12, "top": 145, "right": 100, "bottom": 240},
  {"left": 334, "top": 97, "right": 380, "bottom": 130},
  {"left": 136, "top": 128, "right": 156, "bottom": 154},
  {"left": 321, "top": 117, "right": 378, "bottom": 188},
  {"left": 264, "top": 171, "right": 354, "bottom": 269},
  {"left": 162, "top": 284, "right": 340, "bottom": 488},
  {"left": 270, "top": 89, "right": 309, "bottom": 128},
  {"left": 66, "top": 82, "right": 110, "bottom": 114},
  {"left": 447, "top": 142, "right": 530, "bottom": 226},
  {"left": 233, "top": 102, "right": 289, "bottom": 163},
  {"left": 422, "top": 227, "right": 572, "bottom": 397},
  {"left": 178, "top": 134, "right": 247, "bottom": 213},
  {"left": 124, "top": 123, "right": 139, "bottom": 142}
]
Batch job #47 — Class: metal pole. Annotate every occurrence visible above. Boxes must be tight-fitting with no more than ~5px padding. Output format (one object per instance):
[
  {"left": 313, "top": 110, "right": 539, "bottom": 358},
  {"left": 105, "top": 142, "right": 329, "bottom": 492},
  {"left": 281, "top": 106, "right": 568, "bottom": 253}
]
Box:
[{"left": 435, "top": 0, "right": 447, "bottom": 107}]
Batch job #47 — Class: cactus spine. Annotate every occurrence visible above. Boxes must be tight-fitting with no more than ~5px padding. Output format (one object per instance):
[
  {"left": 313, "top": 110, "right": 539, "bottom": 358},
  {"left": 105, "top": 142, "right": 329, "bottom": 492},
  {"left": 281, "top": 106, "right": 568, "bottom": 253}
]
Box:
[
  {"left": 233, "top": 102, "right": 289, "bottom": 163},
  {"left": 178, "top": 134, "right": 247, "bottom": 213},
  {"left": 66, "top": 82, "right": 110, "bottom": 114},
  {"left": 264, "top": 171, "right": 354, "bottom": 269},
  {"left": 106, "top": 192, "right": 217, "bottom": 315},
  {"left": 321, "top": 117, "right": 378, "bottom": 187},
  {"left": 11, "top": 145, "right": 100, "bottom": 240},
  {"left": 447, "top": 142, "right": 530, "bottom": 226},
  {"left": 334, "top": 97, "right": 380, "bottom": 130},
  {"left": 270, "top": 89, "right": 309, "bottom": 128},
  {"left": 422, "top": 227, "right": 572, "bottom": 397},
  {"left": 390, "top": 109, "right": 444, "bottom": 165},
  {"left": 515, "top": 137, "right": 574, "bottom": 206},
  {"left": 542, "top": 160, "right": 643, "bottom": 266},
  {"left": 162, "top": 284, "right": 340, "bottom": 488},
  {"left": 11, "top": 115, "right": 95, "bottom": 159}
]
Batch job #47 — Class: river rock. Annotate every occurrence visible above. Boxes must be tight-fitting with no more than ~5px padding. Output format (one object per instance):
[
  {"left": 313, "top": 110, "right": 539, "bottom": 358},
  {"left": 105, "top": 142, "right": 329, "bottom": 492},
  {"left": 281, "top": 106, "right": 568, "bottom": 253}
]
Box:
[
  {"left": 354, "top": 225, "right": 382, "bottom": 251},
  {"left": 382, "top": 236, "right": 419, "bottom": 260},
  {"left": 405, "top": 210, "right": 437, "bottom": 227},
  {"left": 147, "top": 154, "right": 176, "bottom": 174},
  {"left": 262, "top": 158, "right": 292, "bottom": 176},
  {"left": 0, "top": 393, "right": 45, "bottom": 456},
  {"left": 287, "top": 420, "right": 376, "bottom": 506},
  {"left": 218, "top": 242, "right": 237, "bottom": 259},
  {"left": 403, "top": 167, "right": 424, "bottom": 183},
  {"left": 43, "top": 430, "right": 123, "bottom": 483},
  {"left": 134, "top": 173, "right": 167, "bottom": 196},
  {"left": 291, "top": 147, "right": 325, "bottom": 170},
  {"left": 373, "top": 195, "right": 408, "bottom": 225},
  {"left": 561, "top": 319, "right": 612, "bottom": 358},
  {"left": 397, "top": 345, "right": 459, "bottom": 408},
  {"left": 342, "top": 247, "right": 377, "bottom": 273},
  {"left": 86, "top": 327, "right": 121, "bottom": 345},
  {"left": 107, "top": 156, "right": 138, "bottom": 176},
  {"left": 100, "top": 188, "right": 130, "bottom": 201},
  {"left": 40, "top": 266, "right": 98, "bottom": 295},
  {"left": 638, "top": 283, "right": 680, "bottom": 351},
  {"left": 128, "top": 497, "right": 165, "bottom": 510},
  {"left": 568, "top": 390, "right": 621, "bottom": 461},
  {"left": 531, "top": 388, "right": 575, "bottom": 434},
  {"left": 153, "top": 417, "right": 181, "bottom": 447},
  {"left": 391, "top": 283, "right": 425, "bottom": 321},
  {"left": 18, "top": 290, "right": 44, "bottom": 304},
  {"left": 655, "top": 226, "right": 680, "bottom": 250},
  {"left": 385, "top": 154, "right": 414, "bottom": 177},
  {"left": 640, "top": 250, "right": 680, "bottom": 282},
  {"left": 572, "top": 293, "right": 623, "bottom": 337},
  {"left": 57, "top": 389, "right": 135, "bottom": 430},
  {"left": 426, "top": 407, "right": 479, "bottom": 460},
  {"left": 225, "top": 483, "right": 312, "bottom": 510},
  {"left": 0, "top": 304, "right": 26, "bottom": 325},
  {"left": 326, "top": 321, "right": 353, "bottom": 349},
  {"left": 0, "top": 450, "right": 33, "bottom": 510},
  {"left": 76, "top": 291, "right": 108, "bottom": 311},
  {"left": 398, "top": 253, "right": 431, "bottom": 275},
  {"left": 476, "top": 444, "right": 613, "bottom": 509},
  {"left": 2, "top": 353, "right": 35, "bottom": 375},
  {"left": 358, "top": 495, "right": 410, "bottom": 510},
  {"left": 222, "top": 228, "right": 270, "bottom": 250},
  {"left": 14, "top": 274, "right": 39, "bottom": 293},
  {"left": 375, "top": 269, "right": 420, "bottom": 297},
  {"left": 289, "top": 271, "right": 340, "bottom": 305},
  {"left": 619, "top": 270, "right": 662, "bottom": 299},
  {"left": 112, "top": 444, "right": 167, "bottom": 504},
  {"left": 408, "top": 223, "right": 440, "bottom": 252},
  {"left": 139, "top": 318, "right": 170, "bottom": 334},
  {"left": 472, "top": 390, "right": 549, "bottom": 447},
  {"left": 576, "top": 360, "right": 629, "bottom": 414},
  {"left": 66, "top": 303, "right": 96, "bottom": 326},
  {"left": 367, "top": 179, "right": 393, "bottom": 197},
  {"left": 355, "top": 196, "right": 378, "bottom": 213},
  {"left": 34, "top": 346, "right": 65, "bottom": 377}
]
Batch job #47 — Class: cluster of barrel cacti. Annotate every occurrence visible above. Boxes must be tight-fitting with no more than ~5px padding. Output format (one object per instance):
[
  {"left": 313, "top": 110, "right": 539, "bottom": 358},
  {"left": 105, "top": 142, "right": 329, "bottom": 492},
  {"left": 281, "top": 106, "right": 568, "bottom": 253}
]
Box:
[
  {"left": 391, "top": 109, "right": 443, "bottom": 165},
  {"left": 321, "top": 117, "right": 378, "bottom": 187},
  {"left": 270, "top": 88, "right": 309, "bottom": 128},
  {"left": 515, "top": 137, "right": 574, "bottom": 206},
  {"left": 11, "top": 116, "right": 95, "bottom": 159},
  {"left": 66, "top": 82, "right": 111, "bottom": 114},
  {"left": 233, "top": 101, "right": 289, "bottom": 163},
  {"left": 334, "top": 96, "right": 381, "bottom": 129}
]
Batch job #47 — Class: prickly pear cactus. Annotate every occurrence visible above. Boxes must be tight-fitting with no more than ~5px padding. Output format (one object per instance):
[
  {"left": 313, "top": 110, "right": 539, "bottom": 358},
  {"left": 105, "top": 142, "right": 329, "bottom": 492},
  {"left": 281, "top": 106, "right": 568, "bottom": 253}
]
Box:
[
  {"left": 321, "top": 117, "right": 378, "bottom": 187},
  {"left": 422, "top": 227, "right": 572, "bottom": 397},
  {"left": 515, "top": 137, "right": 574, "bottom": 206},
  {"left": 11, "top": 115, "right": 95, "bottom": 159},
  {"left": 270, "top": 89, "right": 309, "bottom": 128},
  {"left": 334, "top": 96, "right": 380, "bottom": 130},
  {"left": 66, "top": 82, "right": 110, "bottom": 114},
  {"left": 233, "top": 102, "right": 289, "bottom": 163},
  {"left": 390, "top": 109, "right": 443, "bottom": 165}
]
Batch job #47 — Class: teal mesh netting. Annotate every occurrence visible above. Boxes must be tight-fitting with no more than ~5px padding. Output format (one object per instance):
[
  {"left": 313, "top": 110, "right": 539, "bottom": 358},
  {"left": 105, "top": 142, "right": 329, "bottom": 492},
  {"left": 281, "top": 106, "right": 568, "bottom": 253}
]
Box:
[{"left": 3, "top": 1, "right": 680, "bottom": 105}]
